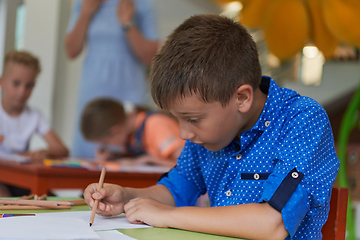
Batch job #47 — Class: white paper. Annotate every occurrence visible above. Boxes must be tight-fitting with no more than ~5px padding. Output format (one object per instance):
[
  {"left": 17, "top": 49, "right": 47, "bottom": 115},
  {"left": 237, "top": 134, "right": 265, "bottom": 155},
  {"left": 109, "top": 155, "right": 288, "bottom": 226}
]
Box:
[
  {"left": 36, "top": 211, "right": 152, "bottom": 231},
  {"left": 96, "top": 230, "right": 136, "bottom": 240},
  {"left": 0, "top": 215, "right": 100, "bottom": 239},
  {"left": 0, "top": 152, "right": 30, "bottom": 163}
]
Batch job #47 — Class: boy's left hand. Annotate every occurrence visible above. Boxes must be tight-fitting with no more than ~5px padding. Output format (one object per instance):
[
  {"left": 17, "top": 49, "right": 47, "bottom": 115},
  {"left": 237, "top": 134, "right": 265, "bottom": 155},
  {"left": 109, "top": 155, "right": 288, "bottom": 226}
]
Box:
[
  {"left": 124, "top": 197, "right": 174, "bottom": 227},
  {"left": 20, "top": 150, "right": 48, "bottom": 163}
]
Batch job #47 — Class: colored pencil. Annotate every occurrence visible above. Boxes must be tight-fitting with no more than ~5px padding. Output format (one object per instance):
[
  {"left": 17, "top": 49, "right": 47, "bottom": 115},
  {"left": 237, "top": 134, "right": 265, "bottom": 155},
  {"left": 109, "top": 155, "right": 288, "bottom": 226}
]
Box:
[
  {"left": 0, "top": 213, "right": 36, "bottom": 217},
  {"left": 0, "top": 205, "right": 71, "bottom": 210},
  {"left": 18, "top": 194, "right": 35, "bottom": 200},
  {"left": 89, "top": 167, "right": 106, "bottom": 227},
  {"left": 0, "top": 199, "right": 70, "bottom": 208},
  {"left": 58, "top": 199, "right": 87, "bottom": 206},
  {"left": 38, "top": 194, "right": 47, "bottom": 200}
]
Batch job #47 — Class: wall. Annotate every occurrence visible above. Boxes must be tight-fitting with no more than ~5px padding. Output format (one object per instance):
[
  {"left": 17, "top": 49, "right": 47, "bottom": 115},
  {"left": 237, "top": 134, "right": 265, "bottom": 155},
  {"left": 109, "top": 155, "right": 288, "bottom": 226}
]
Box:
[{"left": 22, "top": 0, "right": 61, "bottom": 149}]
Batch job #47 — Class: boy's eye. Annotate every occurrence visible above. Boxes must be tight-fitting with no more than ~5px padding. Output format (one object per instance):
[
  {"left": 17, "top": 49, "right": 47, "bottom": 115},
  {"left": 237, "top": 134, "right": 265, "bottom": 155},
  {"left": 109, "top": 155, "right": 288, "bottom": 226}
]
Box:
[
  {"left": 187, "top": 118, "right": 199, "bottom": 123},
  {"left": 12, "top": 80, "right": 20, "bottom": 87},
  {"left": 26, "top": 83, "right": 34, "bottom": 89}
]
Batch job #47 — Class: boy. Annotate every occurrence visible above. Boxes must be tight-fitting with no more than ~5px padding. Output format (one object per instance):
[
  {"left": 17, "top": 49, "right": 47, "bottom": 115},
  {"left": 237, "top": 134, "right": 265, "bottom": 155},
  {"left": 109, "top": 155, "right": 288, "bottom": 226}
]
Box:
[
  {"left": 84, "top": 14, "right": 339, "bottom": 239},
  {"left": 81, "top": 98, "right": 184, "bottom": 167},
  {"left": 0, "top": 50, "right": 69, "bottom": 196}
]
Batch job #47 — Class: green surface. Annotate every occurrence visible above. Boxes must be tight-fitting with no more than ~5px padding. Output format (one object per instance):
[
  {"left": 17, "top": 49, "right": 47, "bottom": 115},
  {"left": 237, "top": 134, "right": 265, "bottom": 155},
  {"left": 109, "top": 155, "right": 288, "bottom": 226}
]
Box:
[
  {"left": 118, "top": 228, "right": 240, "bottom": 240},
  {"left": 0, "top": 197, "right": 242, "bottom": 240}
]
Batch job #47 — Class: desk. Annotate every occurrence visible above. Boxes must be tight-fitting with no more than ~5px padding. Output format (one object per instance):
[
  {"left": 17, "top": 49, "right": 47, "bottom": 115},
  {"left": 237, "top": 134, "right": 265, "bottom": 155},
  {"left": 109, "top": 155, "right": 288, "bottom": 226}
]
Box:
[
  {"left": 0, "top": 198, "right": 239, "bottom": 240},
  {"left": 0, "top": 160, "right": 163, "bottom": 195}
]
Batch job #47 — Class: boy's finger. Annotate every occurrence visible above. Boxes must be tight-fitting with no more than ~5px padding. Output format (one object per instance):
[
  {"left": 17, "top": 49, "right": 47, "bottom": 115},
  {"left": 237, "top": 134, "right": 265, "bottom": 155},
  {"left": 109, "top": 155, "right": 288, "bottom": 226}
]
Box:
[{"left": 124, "top": 197, "right": 139, "bottom": 212}]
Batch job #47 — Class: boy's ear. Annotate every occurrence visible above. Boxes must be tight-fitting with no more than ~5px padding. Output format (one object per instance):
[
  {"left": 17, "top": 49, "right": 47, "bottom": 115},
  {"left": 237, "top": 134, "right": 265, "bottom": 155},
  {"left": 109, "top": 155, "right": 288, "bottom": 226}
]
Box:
[
  {"left": 109, "top": 124, "right": 122, "bottom": 135},
  {"left": 235, "top": 84, "right": 253, "bottom": 113}
]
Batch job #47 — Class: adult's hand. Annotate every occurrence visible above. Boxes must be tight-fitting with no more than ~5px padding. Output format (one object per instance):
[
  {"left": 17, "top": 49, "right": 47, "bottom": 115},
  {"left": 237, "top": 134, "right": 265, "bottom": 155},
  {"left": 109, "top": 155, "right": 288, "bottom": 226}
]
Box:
[
  {"left": 117, "top": 0, "right": 135, "bottom": 25},
  {"left": 82, "top": 0, "right": 104, "bottom": 17}
]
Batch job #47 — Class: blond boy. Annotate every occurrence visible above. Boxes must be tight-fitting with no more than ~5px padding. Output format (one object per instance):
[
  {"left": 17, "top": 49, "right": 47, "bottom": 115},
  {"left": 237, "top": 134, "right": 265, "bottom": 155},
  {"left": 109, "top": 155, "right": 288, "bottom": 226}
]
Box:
[{"left": 0, "top": 50, "right": 69, "bottom": 196}]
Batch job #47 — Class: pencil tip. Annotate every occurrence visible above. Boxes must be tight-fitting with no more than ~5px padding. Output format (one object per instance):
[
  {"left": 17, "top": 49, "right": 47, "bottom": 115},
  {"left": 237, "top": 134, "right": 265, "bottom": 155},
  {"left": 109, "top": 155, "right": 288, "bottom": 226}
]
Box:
[{"left": 89, "top": 223, "right": 92, "bottom": 227}]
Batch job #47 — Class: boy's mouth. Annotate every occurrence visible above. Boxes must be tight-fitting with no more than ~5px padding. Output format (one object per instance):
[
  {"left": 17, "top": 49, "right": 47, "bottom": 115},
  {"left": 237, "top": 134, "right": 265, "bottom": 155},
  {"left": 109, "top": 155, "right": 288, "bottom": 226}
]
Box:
[{"left": 191, "top": 141, "right": 204, "bottom": 146}]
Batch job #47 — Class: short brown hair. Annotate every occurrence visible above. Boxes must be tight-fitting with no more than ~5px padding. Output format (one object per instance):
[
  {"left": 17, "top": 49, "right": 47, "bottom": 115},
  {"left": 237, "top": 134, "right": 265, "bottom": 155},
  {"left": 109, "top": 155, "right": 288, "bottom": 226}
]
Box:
[
  {"left": 150, "top": 14, "right": 262, "bottom": 110},
  {"left": 81, "top": 98, "right": 126, "bottom": 141},
  {"left": 3, "top": 50, "right": 41, "bottom": 75}
]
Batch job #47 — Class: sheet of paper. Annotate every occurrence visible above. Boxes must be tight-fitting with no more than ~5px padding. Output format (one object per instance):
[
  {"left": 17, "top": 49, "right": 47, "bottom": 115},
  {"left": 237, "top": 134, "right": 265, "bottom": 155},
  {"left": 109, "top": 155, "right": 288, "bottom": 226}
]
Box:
[
  {"left": 0, "top": 152, "right": 30, "bottom": 163},
  {"left": 96, "top": 230, "right": 136, "bottom": 240},
  {"left": 36, "top": 211, "right": 152, "bottom": 231},
  {"left": 0, "top": 215, "right": 100, "bottom": 239}
]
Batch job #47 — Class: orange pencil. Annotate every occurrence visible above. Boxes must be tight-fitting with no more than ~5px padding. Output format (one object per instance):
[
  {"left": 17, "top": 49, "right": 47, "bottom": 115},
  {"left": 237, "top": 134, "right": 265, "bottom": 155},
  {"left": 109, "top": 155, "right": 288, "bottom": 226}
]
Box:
[
  {"left": 0, "top": 199, "right": 69, "bottom": 208},
  {"left": 58, "top": 199, "right": 87, "bottom": 206},
  {"left": 18, "top": 194, "right": 35, "bottom": 200},
  {"left": 0, "top": 205, "right": 71, "bottom": 210},
  {"left": 89, "top": 167, "right": 106, "bottom": 226}
]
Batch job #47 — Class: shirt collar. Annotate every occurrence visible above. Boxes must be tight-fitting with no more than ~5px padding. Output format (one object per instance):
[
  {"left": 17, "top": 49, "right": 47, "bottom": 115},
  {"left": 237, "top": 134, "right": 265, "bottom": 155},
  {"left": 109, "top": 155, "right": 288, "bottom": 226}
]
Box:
[
  {"left": 247, "top": 76, "right": 282, "bottom": 132},
  {"left": 227, "top": 76, "right": 281, "bottom": 156}
]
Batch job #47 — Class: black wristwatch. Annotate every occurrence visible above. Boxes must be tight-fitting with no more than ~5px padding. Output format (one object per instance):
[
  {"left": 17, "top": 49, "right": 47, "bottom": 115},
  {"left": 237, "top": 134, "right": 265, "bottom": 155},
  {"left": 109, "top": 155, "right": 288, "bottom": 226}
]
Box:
[{"left": 122, "top": 22, "right": 134, "bottom": 32}]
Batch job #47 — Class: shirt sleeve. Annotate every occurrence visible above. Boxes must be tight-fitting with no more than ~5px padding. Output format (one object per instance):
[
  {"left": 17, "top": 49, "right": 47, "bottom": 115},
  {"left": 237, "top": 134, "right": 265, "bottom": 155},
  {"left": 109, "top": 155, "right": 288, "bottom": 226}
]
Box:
[
  {"left": 144, "top": 114, "right": 185, "bottom": 159},
  {"left": 157, "top": 140, "right": 206, "bottom": 206},
  {"left": 259, "top": 100, "right": 339, "bottom": 238},
  {"left": 35, "top": 110, "right": 51, "bottom": 136}
]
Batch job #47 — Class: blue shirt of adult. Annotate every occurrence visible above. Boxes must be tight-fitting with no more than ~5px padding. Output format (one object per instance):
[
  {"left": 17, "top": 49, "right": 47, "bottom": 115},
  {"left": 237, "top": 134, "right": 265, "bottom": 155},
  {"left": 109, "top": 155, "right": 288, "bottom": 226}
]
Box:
[{"left": 158, "top": 76, "right": 340, "bottom": 239}]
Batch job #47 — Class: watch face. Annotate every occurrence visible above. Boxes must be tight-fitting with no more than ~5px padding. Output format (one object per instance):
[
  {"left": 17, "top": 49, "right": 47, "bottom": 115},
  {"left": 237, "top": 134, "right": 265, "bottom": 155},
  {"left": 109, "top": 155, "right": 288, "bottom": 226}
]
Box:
[{"left": 122, "top": 22, "right": 134, "bottom": 31}]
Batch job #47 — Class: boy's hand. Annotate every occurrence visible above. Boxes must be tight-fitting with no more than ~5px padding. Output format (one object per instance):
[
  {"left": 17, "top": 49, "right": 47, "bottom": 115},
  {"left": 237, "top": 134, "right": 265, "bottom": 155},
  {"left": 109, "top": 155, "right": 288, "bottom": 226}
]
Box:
[
  {"left": 0, "top": 135, "right": 4, "bottom": 143},
  {"left": 84, "top": 183, "right": 126, "bottom": 216},
  {"left": 95, "top": 148, "right": 112, "bottom": 162},
  {"left": 124, "top": 197, "right": 174, "bottom": 227},
  {"left": 20, "top": 150, "right": 48, "bottom": 163}
]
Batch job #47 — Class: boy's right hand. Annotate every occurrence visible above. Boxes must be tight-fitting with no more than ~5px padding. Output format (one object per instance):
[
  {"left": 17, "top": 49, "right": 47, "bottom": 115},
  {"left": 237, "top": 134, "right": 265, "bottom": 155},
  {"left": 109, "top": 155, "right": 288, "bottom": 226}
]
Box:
[
  {"left": 95, "top": 148, "right": 112, "bottom": 162},
  {"left": 0, "top": 135, "right": 4, "bottom": 143},
  {"left": 84, "top": 183, "right": 126, "bottom": 216}
]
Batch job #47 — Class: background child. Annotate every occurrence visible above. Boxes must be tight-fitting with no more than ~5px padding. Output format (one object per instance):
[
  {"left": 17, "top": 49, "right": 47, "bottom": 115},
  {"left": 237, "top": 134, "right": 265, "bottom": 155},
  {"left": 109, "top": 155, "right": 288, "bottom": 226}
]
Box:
[
  {"left": 81, "top": 98, "right": 184, "bottom": 167},
  {"left": 0, "top": 50, "right": 69, "bottom": 196},
  {"left": 84, "top": 14, "right": 339, "bottom": 239}
]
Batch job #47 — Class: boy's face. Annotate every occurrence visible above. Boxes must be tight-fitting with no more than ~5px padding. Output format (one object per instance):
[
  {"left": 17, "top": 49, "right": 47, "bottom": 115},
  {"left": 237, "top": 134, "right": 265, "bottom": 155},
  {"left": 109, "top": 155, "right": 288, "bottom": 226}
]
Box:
[
  {"left": 169, "top": 93, "right": 245, "bottom": 152},
  {"left": 0, "top": 62, "right": 37, "bottom": 111},
  {"left": 98, "top": 124, "right": 129, "bottom": 150}
]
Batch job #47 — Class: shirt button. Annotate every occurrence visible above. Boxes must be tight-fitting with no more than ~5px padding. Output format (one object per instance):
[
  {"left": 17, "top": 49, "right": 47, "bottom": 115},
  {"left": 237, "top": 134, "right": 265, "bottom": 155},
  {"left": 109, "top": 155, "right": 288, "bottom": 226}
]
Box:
[
  {"left": 265, "top": 121, "right": 270, "bottom": 127},
  {"left": 236, "top": 154, "right": 242, "bottom": 160},
  {"left": 226, "top": 190, "right": 232, "bottom": 197},
  {"left": 292, "top": 172, "right": 299, "bottom": 179},
  {"left": 254, "top": 173, "right": 260, "bottom": 180}
]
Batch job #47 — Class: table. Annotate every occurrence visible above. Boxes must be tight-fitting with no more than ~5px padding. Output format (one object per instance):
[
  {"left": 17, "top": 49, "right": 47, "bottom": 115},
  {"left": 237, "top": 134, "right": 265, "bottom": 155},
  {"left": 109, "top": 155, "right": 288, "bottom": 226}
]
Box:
[
  {"left": 0, "top": 198, "right": 239, "bottom": 240},
  {"left": 0, "top": 159, "right": 164, "bottom": 195}
]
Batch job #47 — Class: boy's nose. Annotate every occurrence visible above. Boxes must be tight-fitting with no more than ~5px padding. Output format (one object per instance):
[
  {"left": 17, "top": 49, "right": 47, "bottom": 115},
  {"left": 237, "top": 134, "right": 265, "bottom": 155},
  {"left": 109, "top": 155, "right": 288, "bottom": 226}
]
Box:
[
  {"left": 18, "top": 86, "right": 27, "bottom": 96},
  {"left": 179, "top": 125, "right": 195, "bottom": 141}
]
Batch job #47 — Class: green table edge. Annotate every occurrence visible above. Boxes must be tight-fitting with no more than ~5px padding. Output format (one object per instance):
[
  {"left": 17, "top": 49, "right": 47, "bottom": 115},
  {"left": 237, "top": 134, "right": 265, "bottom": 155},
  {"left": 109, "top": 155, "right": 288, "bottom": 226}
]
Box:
[{"left": 0, "top": 197, "right": 241, "bottom": 240}]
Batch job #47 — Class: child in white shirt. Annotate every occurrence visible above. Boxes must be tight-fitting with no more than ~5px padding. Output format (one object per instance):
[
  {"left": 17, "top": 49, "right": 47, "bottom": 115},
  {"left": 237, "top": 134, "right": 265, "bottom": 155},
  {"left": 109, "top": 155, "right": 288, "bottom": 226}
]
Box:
[{"left": 0, "top": 50, "right": 69, "bottom": 196}]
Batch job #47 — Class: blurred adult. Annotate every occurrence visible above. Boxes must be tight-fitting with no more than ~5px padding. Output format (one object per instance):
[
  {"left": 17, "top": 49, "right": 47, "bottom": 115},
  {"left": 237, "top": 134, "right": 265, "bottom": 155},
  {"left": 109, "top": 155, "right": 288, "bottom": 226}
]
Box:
[{"left": 65, "top": 0, "right": 159, "bottom": 158}]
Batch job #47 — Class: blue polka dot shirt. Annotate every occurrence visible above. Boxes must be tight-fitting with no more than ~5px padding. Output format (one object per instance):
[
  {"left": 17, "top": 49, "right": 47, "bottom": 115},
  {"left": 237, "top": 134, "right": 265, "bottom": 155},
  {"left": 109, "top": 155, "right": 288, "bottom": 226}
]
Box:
[{"left": 158, "top": 76, "right": 340, "bottom": 239}]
